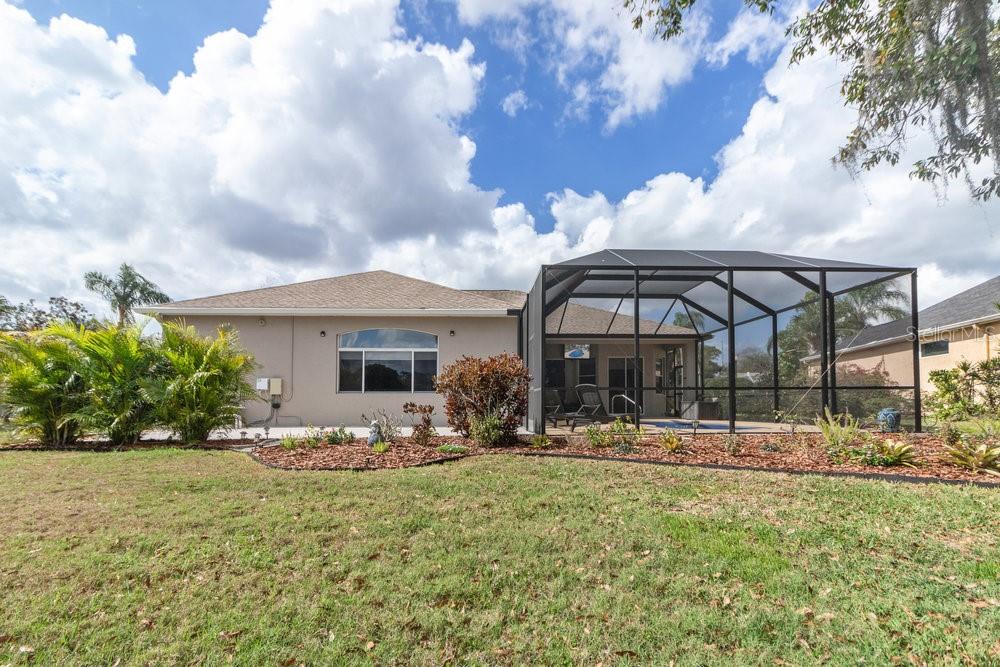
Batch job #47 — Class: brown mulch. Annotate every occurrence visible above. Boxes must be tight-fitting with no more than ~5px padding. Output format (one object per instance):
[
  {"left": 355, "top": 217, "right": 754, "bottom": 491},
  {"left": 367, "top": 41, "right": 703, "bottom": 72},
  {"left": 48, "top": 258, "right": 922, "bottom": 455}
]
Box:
[
  {"left": 507, "top": 433, "right": 999, "bottom": 485},
  {"left": 251, "top": 432, "right": 999, "bottom": 485},
  {"left": 251, "top": 436, "right": 487, "bottom": 471},
  {"left": 0, "top": 438, "right": 253, "bottom": 452}
]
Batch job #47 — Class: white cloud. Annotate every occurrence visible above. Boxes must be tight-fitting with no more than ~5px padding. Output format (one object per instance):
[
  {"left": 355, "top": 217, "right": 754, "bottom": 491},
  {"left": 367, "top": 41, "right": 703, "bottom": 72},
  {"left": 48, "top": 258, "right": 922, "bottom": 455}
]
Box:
[
  {"left": 0, "top": 0, "right": 996, "bottom": 319},
  {"left": 0, "top": 0, "right": 493, "bottom": 313},
  {"left": 457, "top": 0, "right": 707, "bottom": 131},
  {"left": 708, "top": 10, "right": 786, "bottom": 67},
  {"left": 500, "top": 88, "right": 529, "bottom": 116}
]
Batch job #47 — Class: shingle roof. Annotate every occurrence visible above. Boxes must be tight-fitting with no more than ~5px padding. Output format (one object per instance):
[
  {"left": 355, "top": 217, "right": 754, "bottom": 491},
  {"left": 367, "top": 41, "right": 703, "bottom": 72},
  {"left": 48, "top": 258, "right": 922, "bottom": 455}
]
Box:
[
  {"left": 142, "top": 271, "right": 514, "bottom": 314},
  {"left": 464, "top": 289, "right": 696, "bottom": 336},
  {"left": 840, "top": 274, "right": 1000, "bottom": 351}
]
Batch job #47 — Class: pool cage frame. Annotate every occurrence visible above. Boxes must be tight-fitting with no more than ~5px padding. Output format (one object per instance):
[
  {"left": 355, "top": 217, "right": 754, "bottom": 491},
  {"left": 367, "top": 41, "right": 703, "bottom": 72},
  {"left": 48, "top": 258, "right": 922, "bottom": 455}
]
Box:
[{"left": 519, "top": 250, "right": 920, "bottom": 434}]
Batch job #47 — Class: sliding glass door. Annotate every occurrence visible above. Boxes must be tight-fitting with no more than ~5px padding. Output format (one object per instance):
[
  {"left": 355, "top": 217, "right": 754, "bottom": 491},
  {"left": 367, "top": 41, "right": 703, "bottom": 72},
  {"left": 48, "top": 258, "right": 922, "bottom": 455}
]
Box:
[{"left": 608, "top": 357, "right": 643, "bottom": 414}]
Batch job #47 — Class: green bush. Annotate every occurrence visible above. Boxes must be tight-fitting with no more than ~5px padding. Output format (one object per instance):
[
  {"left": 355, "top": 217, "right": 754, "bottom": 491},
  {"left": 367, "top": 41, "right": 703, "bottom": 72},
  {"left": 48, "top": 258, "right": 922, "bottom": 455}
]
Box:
[
  {"left": 530, "top": 434, "right": 552, "bottom": 449},
  {"left": 372, "top": 440, "right": 390, "bottom": 454},
  {"left": 469, "top": 413, "right": 504, "bottom": 447},
  {"left": 145, "top": 322, "right": 257, "bottom": 444},
  {"left": 324, "top": 425, "right": 352, "bottom": 445},
  {"left": 607, "top": 417, "right": 642, "bottom": 454},
  {"left": 657, "top": 430, "right": 684, "bottom": 452},
  {"left": 584, "top": 423, "right": 610, "bottom": 448},
  {"left": 280, "top": 434, "right": 299, "bottom": 449},
  {"left": 0, "top": 329, "right": 86, "bottom": 446},
  {"left": 816, "top": 407, "right": 861, "bottom": 461},
  {"left": 862, "top": 437, "right": 918, "bottom": 468},
  {"left": 946, "top": 435, "right": 1000, "bottom": 475},
  {"left": 53, "top": 323, "right": 159, "bottom": 447}
]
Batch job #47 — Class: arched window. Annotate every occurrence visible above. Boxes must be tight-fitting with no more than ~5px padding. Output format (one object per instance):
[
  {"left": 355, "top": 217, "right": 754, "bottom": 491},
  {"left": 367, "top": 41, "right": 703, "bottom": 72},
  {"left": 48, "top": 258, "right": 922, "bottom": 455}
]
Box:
[{"left": 338, "top": 329, "right": 438, "bottom": 393}]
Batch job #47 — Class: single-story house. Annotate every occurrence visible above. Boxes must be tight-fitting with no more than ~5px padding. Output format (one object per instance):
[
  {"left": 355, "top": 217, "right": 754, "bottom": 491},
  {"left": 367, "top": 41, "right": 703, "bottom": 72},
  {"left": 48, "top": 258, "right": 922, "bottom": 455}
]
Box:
[
  {"left": 819, "top": 275, "right": 999, "bottom": 391},
  {"left": 139, "top": 249, "right": 920, "bottom": 432},
  {"left": 138, "top": 269, "right": 699, "bottom": 427}
]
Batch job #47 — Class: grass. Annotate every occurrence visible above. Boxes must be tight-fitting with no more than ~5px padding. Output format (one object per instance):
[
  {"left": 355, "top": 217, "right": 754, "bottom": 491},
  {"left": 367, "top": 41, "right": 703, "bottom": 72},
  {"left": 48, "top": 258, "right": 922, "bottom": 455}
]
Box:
[{"left": 1, "top": 450, "right": 999, "bottom": 665}]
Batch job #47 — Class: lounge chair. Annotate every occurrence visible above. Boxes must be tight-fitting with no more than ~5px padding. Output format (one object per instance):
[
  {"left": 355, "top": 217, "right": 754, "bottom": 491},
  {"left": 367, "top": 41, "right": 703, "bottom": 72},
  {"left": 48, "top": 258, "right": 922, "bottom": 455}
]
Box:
[
  {"left": 544, "top": 389, "right": 571, "bottom": 427},
  {"left": 565, "top": 383, "right": 607, "bottom": 431}
]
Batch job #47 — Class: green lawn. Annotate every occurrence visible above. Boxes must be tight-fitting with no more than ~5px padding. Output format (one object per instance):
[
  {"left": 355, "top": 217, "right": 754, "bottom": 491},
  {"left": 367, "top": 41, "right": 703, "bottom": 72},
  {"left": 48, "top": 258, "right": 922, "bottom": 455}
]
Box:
[{"left": 1, "top": 450, "right": 998, "bottom": 665}]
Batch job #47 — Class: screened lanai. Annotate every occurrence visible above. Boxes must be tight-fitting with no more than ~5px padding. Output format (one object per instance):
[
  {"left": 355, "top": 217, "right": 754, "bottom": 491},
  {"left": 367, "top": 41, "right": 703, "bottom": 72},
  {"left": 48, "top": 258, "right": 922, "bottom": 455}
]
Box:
[{"left": 520, "top": 250, "right": 920, "bottom": 434}]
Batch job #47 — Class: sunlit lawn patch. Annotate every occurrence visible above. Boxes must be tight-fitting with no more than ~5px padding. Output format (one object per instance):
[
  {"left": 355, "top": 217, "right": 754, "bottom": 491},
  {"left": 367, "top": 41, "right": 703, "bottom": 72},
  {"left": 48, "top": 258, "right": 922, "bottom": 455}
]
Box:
[{"left": 1, "top": 450, "right": 998, "bottom": 665}]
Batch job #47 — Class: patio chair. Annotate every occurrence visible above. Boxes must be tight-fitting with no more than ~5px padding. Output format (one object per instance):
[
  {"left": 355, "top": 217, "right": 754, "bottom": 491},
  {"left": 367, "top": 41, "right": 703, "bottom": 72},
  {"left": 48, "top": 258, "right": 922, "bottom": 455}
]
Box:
[
  {"left": 544, "top": 389, "right": 571, "bottom": 427},
  {"left": 565, "top": 383, "right": 607, "bottom": 431}
]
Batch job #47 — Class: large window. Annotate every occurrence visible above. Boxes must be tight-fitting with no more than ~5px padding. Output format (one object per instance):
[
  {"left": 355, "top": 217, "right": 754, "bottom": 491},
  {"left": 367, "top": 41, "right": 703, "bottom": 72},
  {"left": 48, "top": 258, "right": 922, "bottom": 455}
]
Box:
[{"left": 338, "top": 329, "right": 438, "bottom": 392}]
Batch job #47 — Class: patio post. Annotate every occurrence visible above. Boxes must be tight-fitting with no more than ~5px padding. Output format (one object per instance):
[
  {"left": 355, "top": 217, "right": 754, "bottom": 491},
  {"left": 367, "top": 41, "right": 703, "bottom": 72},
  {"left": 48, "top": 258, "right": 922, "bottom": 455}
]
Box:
[
  {"left": 726, "top": 270, "right": 736, "bottom": 433},
  {"left": 911, "top": 270, "right": 922, "bottom": 432},
  {"left": 539, "top": 266, "right": 547, "bottom": 435},
  {"left": 771, "top": 312, "right": 779, "bottom": 416},
  {"left": 633, "top": 268, "right": 641, "bottom": 428},
  {"left": 828, "top": 289, "right": 838, "bottom": 414},
  {"left": 818, "top": 270, "right": 830, "bottom": 412}
]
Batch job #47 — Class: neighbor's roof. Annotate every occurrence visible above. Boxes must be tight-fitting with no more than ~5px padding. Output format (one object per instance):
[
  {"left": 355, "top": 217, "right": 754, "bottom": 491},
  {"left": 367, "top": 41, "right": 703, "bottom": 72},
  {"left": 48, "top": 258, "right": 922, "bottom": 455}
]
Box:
[
  {"left": 137, "top": 271, "right": 517, "bottom": 317},
  {"left": 836, "top": 274, "right": 1000, "bottom": 354},
  {"left": 464, "top": 289, "right": 696, "bottom": 336}
]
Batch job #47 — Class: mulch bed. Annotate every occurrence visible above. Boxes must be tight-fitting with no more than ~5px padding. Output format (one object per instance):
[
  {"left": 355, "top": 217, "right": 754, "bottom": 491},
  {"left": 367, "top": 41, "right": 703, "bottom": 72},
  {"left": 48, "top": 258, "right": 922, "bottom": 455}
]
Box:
[
  {"left": 250, "top": 432, "right": 1000, "bottom": 485},
  {"left": 0, "top": 438, "right": 251, "bottom": 452},
  {"left": 251, "top": 436, "right": 487, "bottom": 471}
]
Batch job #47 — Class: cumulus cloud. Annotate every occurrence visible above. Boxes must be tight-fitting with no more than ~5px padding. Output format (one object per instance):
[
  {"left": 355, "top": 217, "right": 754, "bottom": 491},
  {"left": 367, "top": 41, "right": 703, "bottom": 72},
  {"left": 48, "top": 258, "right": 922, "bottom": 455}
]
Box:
[
  {"left": 708, "top": 10, "right": 787, "bottom": 67},
  {"left": 0, "top": 0, "right": 492, "bottom": 310},
  {"left": 457, "top": 0, "right": 707, "bottom": 131},
  {"left": 0, "top": 0, "right": 995, "bottom": 318},
  {"left": 500, "top": 89, "right": 529, "bottom": 116},
  {"left": 373, "top": 43, "right": 999, "bottom": 305}
]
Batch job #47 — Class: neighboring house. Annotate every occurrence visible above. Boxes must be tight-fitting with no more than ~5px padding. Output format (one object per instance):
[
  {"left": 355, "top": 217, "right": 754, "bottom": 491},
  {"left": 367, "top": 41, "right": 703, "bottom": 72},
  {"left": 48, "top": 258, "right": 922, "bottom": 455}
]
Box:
[
  {"left": 138, "top": 270, "right": 699, "bottom": 426},
  {"left": 824, "top": 275, "right": 1000, "bottom": 391}
]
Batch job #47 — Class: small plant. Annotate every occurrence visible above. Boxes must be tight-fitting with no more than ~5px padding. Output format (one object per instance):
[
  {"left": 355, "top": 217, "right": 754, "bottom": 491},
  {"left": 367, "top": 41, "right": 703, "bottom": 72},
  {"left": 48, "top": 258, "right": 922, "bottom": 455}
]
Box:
[
  {"left": 946, "top": 435, "right": 1000, "bottom": 475},
  {"left": 280, "top": 434, "right": 299, "bottom": 449},
  {"left": 939, "top": 422, "right": 962, "bottom": 448},
  {"left": 436, "top": 443, "right": 469, "bottom": 455},
  {"left": 657, "top": 430, "right": 685, "bottom": 453},
  {"left": 361, "top": 408, "right": 402, "bottom": 443},
  {"left": 774, "top": 410, "right": 800, "bottom": 435},
  {"left": 761, "top": 441, "right": 781, "bottom": 453},
  {"left": 816, "top": 407, "right": 861, "bottom": 460},
  {"left": 584, "top": 423, "right": 611, "bottom": 448},
  {"left": 324, "top": 424, "right": 351, "bottom": 445},
  {"left": 606, "top": 417, "right": 643, "bottom": 454},
  {"left": 304, "top": 423, "right": 322, "bottom": 447},
  {"left": 863, "top": 437, "right": 918, "bottom": 468},
  {"left": 469, "top": 412, "right": 505, "bottom": 447},
  {"left": 722, "top": 434, "right": 741, "bottom": 456},
  {"left": 403, "top": 402, "right": 438, "bottom": 447},
  {"left": 372, "top": 440, "right": 390, "bottom": 454},
  {"left": 530, "top": 434, "right": 553, "bottom": 449}
]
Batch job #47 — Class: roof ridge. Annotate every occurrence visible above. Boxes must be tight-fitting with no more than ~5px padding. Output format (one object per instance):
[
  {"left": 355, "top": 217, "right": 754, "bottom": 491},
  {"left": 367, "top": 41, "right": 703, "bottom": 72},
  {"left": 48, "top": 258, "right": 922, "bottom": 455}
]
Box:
[{"left": 166, "top": 270, "right": 399, "bottom": 307}]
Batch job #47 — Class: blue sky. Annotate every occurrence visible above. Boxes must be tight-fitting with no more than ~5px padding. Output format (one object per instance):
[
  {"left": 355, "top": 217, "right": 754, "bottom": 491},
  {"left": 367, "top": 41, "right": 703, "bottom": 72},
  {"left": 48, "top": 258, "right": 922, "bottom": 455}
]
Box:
[
  {"left": 3, "top": 0, "right": 995, "bottom": 312},
  {"left": 19, "top": 0, "right": 768, "bottom": 231}
]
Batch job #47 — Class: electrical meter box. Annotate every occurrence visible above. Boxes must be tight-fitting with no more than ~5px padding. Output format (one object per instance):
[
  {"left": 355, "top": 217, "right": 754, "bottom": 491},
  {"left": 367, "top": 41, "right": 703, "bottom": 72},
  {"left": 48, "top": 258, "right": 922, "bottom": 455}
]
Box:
[{"left": 256, "top": 377, "right": 282, "bottom": 395}]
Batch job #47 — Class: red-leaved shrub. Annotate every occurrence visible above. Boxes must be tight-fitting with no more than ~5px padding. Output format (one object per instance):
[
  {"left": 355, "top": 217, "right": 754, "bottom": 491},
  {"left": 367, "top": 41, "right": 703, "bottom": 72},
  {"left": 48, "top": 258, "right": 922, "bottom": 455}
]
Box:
[{"left": 435, "top": 353, "right": 530, "bottom": 438}]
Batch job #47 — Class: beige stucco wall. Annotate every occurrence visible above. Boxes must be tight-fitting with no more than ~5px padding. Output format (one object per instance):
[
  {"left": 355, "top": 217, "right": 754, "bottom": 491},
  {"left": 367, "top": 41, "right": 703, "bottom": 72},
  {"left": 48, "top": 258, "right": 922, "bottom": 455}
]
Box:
[
  {"left": 547, "top": 338, "right": 699, "bottom": 418},
  {"left": 831, "top": 320, "right": 999, "bottom": 391},
  {"left": 173, "top": 314, "right": 519, "bottom": 427}
]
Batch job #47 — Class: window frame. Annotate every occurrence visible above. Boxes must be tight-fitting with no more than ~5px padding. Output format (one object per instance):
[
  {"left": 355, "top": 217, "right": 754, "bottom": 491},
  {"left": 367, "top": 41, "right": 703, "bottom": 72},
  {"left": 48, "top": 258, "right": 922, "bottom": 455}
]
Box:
[
  {"left": 920, "top": 340, "right": 950, "bottom": 357},
  {"left": 337, "top": 329, "right": 439, "bottom": 394}
]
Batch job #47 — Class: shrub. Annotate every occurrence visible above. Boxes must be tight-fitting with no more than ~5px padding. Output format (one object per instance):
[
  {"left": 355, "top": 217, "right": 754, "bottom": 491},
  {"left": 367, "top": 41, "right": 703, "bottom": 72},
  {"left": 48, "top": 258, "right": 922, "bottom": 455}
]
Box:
[
  {"left": 469, "top": 413, "right": 504, "bottom": 447},
  {"left": 816, "top": 407, "right": 861, "bottom": 460},
  {"left": 657, "top": 430, "right": 684, "bottom": 452},
  {"left": 608, "top": 417, "right": 642, "bottom": 454},
  {"left": 585, "top": 423, "right": 611, "bottom": 448},
  {"left": 0, "top": 329, "right": 86, "bottom": 446},
  {"left": 862, "top": 437, "right": 918, "bottom": 468},
  {"left": 325, "top": 425, "right": 351, "bottom": 445},
  {"left": 54, "top": 323, "right": 160, "bottom": 447},
  {"left": 946, "top": 435, "right": 1000, "bottom": 475},
  {"left": 530, "top": 434, "right": 552, "bottom": 449},
  {"left": 939, "top": 422, "right": 962, "bottom": 448},
  {"left": 761, "top": 441, "right": 781, "bottom": 453},
  {"left": 362, "top": 408, "right": 401, "bottom": 443},
  {"left": 372, "top": 440, "right": 390, "bottom": 454},
  {"left": 435, "top": 353, "right": 530, "bottom": 438},
  {"left": 436, "top": 443, "right": 468, "bottom": 454},
  {"left": 144, "top": 322, "right": 257, "bottom": 444},
  {"left": 722, "top": 434, "right": 741, "bottom": 456},
  {"left": 403, "top": 402, "right": 437, "bottom": 447},
  {"left": 280, "top": 434, "right": 299, "bottom": 449}
]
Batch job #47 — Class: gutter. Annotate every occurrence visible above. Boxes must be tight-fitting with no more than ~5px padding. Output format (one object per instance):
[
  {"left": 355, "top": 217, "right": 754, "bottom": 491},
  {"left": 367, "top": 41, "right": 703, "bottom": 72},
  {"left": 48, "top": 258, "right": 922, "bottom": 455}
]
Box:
[{"left": 135, "top": 306, "right": 514, "bottom": 318}]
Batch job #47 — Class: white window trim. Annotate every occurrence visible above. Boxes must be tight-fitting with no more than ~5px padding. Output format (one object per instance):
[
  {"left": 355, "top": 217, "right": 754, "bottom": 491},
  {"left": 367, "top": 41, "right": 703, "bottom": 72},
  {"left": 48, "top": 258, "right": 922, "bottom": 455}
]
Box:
[{"left": 338, "top": 347, "right": 439, "bottom": 393}]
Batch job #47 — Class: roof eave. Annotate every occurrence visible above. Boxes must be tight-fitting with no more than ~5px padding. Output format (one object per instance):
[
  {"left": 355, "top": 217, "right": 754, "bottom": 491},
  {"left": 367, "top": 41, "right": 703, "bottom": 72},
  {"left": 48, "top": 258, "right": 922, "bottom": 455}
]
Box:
[{"left": 135, "top": 306, "right": 514, "bottom": 318}]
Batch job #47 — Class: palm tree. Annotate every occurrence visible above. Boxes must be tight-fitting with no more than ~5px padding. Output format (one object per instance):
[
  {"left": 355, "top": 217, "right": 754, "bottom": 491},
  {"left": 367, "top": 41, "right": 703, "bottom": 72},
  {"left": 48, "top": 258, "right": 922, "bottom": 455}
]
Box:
[
  {"left": 84, "top": 263, "right": 170, "bottom": 326},
  {"left": 836, "top": 283, "right": 909, "bottom": 340}
]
